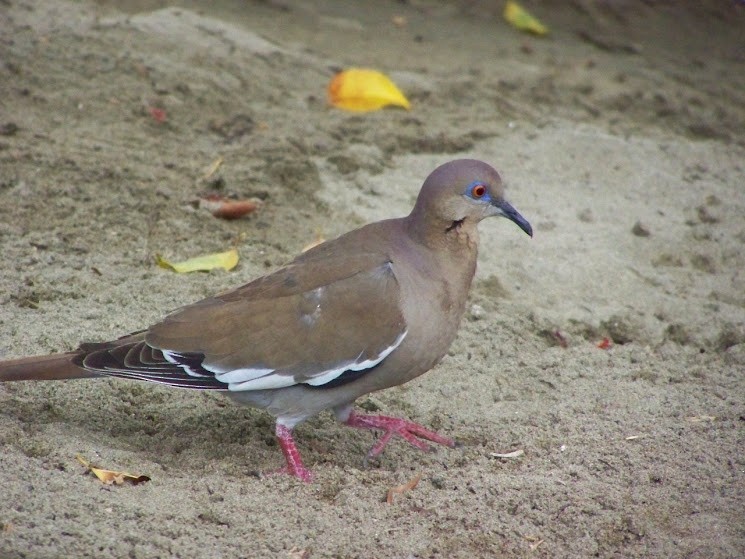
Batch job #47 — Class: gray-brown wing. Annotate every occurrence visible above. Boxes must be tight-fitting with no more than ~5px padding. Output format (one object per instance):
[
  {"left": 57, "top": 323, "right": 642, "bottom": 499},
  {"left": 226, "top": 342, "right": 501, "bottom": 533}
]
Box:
[{"left": 145, "top": 256, "right": 406, "bottom": 391}]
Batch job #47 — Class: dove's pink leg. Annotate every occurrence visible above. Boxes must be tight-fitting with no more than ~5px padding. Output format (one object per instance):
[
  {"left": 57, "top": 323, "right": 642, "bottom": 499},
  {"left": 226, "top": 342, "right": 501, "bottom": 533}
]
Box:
[{"left": 273, "top": 423, "right": 313, "bottom": 482}]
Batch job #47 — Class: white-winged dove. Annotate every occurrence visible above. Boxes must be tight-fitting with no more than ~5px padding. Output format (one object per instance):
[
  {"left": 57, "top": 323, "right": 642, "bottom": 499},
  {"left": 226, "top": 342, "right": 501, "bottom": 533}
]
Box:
[{"left": 0, "top": 159, "right": 532, "bottom": 481}]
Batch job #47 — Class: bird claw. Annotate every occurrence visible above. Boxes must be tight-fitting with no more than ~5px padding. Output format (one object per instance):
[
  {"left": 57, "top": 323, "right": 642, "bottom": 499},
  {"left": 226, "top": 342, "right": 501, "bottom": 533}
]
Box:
[{"left": 344, "top": 411, "right": 456, "bottom": 463}]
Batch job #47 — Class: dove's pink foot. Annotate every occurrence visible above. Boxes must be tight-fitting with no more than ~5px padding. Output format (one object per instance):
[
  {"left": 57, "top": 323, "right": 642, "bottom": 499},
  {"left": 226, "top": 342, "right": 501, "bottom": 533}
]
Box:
[
  {"left": 272, "top": 423, "right": 313, "bottom": 482},
  {"left": 343, "top": 411, "right": 456, "bottom": 462}
]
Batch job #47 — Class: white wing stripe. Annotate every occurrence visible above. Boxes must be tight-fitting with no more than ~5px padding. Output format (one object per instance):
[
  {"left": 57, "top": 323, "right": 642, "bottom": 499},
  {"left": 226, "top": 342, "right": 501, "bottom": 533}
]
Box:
[
  {"left": 304, "top": 330, "right": 407, "bottom": 386},
  {"left": 212, "top": 366, "right": 275, "bottom": 384},
  {"left": 228, "top": 375, "right": 297, "bottom": 391},
  {"left": 163, "top": 350, "right": 211, "bottom": 378},
  {"left": 224, "top": 329, "right": 408, "bottom": 392}
]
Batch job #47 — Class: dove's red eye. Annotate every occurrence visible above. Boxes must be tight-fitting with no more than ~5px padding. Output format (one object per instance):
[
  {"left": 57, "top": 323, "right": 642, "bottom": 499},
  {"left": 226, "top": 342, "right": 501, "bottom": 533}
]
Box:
[{"left": 472, "top": 184, "right": 486, "bottom": 198}]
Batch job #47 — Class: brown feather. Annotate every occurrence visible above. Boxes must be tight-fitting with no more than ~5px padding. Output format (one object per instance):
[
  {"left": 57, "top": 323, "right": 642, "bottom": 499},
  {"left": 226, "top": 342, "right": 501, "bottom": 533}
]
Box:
[{"left": 0, "top": 352, "right": 97, "bottom": 382}]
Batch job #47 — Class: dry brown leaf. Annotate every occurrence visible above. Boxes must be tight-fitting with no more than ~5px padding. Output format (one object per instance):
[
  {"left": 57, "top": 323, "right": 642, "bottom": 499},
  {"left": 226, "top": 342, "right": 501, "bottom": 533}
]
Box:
[
  {"left": 686, "top": 415, "right": 716, "bottom": 422},
  {"left": 524, "top": 534, "right": 545, "bottom": 550},
  {"left": 286, "top": 547, "right": 311, "bottom": 559},
  {"left": 490, "top": 449, "right": 525, "bottom": 459},
  {"left": 596, "top": 337, "right": 612, "bottom": 349},
  {"left": 386, "top": 473, "right": 421, "bottom": 504},
  {"left": 76, "top": 455, "right": 151, "bottom": 486},
  {"left": 199, "top": 195, "right": 263, "bottom": 220}
]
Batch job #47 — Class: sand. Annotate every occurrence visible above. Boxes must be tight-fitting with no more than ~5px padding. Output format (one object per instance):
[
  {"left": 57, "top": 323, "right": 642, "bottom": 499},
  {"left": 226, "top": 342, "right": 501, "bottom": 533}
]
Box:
[{"left": 1, "top": 1, "right": 743, "bottom": 557}]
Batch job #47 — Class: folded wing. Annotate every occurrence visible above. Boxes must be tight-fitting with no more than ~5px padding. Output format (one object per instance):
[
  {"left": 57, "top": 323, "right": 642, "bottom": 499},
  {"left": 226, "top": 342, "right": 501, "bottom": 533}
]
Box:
[{"left": 79, "top": 253, "right": 406, "bottom": 392}]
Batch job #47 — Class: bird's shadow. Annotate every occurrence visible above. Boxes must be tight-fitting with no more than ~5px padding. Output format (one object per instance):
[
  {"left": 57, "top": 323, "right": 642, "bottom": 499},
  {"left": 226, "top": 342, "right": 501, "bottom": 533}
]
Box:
[
  {"left": 1, "top": 378, "right": 465, "bottom": 476},
  {"left": 1, "top": 378, "right": 284, "bottom": 473}
]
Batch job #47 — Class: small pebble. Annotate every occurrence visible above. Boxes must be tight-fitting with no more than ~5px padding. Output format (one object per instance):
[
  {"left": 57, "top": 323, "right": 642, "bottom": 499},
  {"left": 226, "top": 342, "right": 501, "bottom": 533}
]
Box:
[
  {"left": 631, "top": 221, "right": 650, "bottom": 237},
  {"left": 469, "top": 304, "right": 485, "bottom": 320}
]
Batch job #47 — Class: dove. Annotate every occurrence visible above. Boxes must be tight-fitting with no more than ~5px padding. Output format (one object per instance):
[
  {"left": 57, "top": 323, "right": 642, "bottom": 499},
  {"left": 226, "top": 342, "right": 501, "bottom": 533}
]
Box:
[{"left": 0, "top": 159, "right": 532, "bottom": 481}]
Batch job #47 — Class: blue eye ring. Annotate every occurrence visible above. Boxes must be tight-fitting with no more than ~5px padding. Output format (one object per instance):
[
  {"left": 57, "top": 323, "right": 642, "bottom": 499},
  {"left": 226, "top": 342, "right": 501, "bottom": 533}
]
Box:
[{"left": 466, "top": 181, "right": 487, "bottom": 199}]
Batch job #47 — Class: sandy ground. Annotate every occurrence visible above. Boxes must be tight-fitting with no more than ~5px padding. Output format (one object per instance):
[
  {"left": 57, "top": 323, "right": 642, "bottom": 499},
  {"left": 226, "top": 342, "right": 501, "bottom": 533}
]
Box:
[{"left": 1, "top": 1, "right": 744, "bottom": 558}]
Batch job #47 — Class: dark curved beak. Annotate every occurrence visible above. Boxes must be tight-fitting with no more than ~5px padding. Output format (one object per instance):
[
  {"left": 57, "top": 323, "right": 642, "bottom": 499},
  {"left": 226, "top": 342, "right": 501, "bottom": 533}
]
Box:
[{"left": 495, "top": 199, "right": 533, "bottom": 237}]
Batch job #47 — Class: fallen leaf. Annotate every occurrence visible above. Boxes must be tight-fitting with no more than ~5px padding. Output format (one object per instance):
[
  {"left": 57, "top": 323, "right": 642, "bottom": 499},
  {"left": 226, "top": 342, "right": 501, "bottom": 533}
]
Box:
[
  {"left": 386, "top": 473, "right": 421, "bottom": 504},
  {"left": 147, "top": 106, "right": 167, "bottom": 123},
  {"left": 76, "top": 455, "right": 150, "bottom": 486},
  {"left": 203, "top": 156, "right": 224, "bottom": 180},
  {"left": 504, "top": 1, "right": 548, "bottom": 36},
  {"left": 490, "top": 449, "right": 525, "bottom": 459},
  {"left": 328, "top": 68, "right": 410, "bottom": 112},
  {"left": 286, "top": 547, "right": 311, "bottom": 559},
  {"left": 686, "top": 415, "right": 716, "bottom": 422},
  {"left": 156, "top": 248, "right": 239, "bottom": 273},
  {"left": 199, "top": 195, "right": 263, "bottom": 219},
  {"left": 524, "top": 534, "right": 545, "bottom": 551},
  {"left": 596, "top": 337, "right": 612, "bottom": 350}
]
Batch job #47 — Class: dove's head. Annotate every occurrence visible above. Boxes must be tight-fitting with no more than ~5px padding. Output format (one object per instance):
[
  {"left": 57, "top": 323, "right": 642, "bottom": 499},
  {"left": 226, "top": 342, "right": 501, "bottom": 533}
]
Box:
[{"left": 409, "top": 159, "right": 533, "bottom": 239}]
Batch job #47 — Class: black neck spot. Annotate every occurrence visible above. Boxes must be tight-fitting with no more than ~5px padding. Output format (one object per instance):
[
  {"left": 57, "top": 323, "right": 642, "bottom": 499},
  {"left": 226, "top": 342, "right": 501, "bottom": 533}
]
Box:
[{"left": 446, "top": 218, "right": 465, "bottom": 233}]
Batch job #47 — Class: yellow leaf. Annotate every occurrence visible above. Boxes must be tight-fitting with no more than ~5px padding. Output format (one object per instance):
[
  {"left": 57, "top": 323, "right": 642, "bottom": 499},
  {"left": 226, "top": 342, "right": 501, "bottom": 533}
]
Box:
[
  {"left": 504, "top": 1, "right": 548, "bottom": 36},
  {"left": 155, "top": 248, "right": 239, "bottom": 273},
  {"left": 328, "top": 68, "right": 410, "bottom": 112},
  {"left": 202, "top": 155, "right": 224, "bottom": 180},
  {"left": 76, "top": 455, "right": 151, "bottom": 486}
]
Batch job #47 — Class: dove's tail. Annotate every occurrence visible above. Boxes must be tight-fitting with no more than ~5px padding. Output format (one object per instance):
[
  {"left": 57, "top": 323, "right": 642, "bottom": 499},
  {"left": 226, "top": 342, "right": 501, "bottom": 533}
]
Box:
[{"left": 0, "top": 352, "right": 98, "bottom": 382}]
